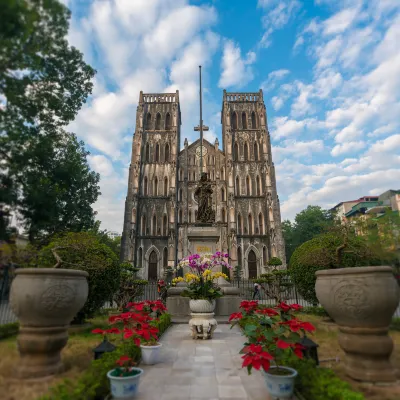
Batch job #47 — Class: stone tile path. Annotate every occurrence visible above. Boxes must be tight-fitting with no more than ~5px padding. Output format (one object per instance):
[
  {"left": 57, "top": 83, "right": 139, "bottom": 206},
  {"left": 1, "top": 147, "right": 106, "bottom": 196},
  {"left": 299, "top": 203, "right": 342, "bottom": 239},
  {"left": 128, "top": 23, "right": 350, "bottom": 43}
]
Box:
[{"left": 135, "top": 324, "right": 275, "bottom": 400}]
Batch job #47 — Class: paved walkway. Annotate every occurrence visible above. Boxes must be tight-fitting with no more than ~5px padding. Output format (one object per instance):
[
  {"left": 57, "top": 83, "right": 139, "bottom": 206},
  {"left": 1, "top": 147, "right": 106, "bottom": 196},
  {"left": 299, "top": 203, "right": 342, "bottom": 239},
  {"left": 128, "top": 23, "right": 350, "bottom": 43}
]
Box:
[{"left": 136, "top": 324, "right": 274, "bottom": 400}]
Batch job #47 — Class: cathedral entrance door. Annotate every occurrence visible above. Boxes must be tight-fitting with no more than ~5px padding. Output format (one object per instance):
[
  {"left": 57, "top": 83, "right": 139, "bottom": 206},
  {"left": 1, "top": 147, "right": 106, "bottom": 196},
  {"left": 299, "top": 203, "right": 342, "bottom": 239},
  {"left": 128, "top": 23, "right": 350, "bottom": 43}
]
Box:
[
  {"left": 248, "top": 250, "right": 257, "bottom": 279},
  {"left": 148, "top": 251, "right": 158, "bottom": 280}
]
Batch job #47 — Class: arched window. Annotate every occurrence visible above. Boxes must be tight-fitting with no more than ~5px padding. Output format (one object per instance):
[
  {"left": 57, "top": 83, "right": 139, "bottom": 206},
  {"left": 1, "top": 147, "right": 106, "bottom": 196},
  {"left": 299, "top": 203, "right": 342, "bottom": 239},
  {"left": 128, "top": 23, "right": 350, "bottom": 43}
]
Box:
[
  {"left": 248, "top": 214, "right": 253, "bottom": 235},
  {"left": 231, "top": 112, "right": 238, "bottom": 130},
  {"left": 254, "top": 143, "right": 258, "bottom": 161},
  {"left": 242, "top": 112, "right": 247, "bottom": 129},
  {"left": 179, "top": 209, "right": 183, "bottom": 223},
  {"left": 154, "top": 177, "right": 158, "bottom": 196},
  {"left": 155, "top": 143, "right": 160, "bottom": 162},
  {"left": 179, "top": 188, "right": 183, "bottom": 201},
  {"left": 141, "top": 216, "right": 146, "bottom": 235},
  {"left": 251, "top": 111, "right": 257, "bottom": 129},
  {"left": 179, "top": 168, "right": 183, "bottom": 181},
  {"left": 221, "top": 187, "right": 225, "bottom": 201},
  {"left": 148, "top": 251, "right": 157, "bottom": 280},
  {"left": 259, "top": 213, "right": 264, "bottom": 235},
  {"left": 244, "top": 143, "right": 249, "bottom": 161},
  {"left": 164, "top": 177, "right": 168, "bottom": 196},
  {"left": 163, "top": 215, "right": 167, "bottom": 236},
  {"left": 165, "top": 113, "right": 171, "bottom": 130},
  {"left": 145, "top": 143, "right": 150, "bottom": 162},
  {"left": 256, "top": 176, "right": 261, "bottom": 196},
  {"left": 237, "top": 247, "right": 242, "bottom": 266},
  {"left": 237, "top": 214, "right": 242, "bottom": 234},
  {"left": 143, "top": 176, "right": 148, "bottom": 196},
  {"left": 222, "top": 208, "right": 226, "bottom": 223},
  {"left": 248, "top": 250, "right": 257, "bottom": 279},
  {"left": 193, "top": 172, "right": 196, "bottom": 181},
  {"left": 234, "top": 142, "right": 239, "bottom": 161},
  {"left": 152, "top": 215, "right": 157, "bottom": 236},
  {"left": 138, "top": 247, "right": 143, "bottom": 267},
  {"left": 221, "top": 167, "right": 225, "bottom": 180},
  {"left": 155, "top": 113, "right": 161, "bottom": 130},
  {"left": 146, "top": 113, "right": 152, "bottom": 130},
  {"left": 246, "top": 176, "right": 251, "bottom": 196},
  {"left": 236, "top": 176, "right": 240, "bottom": 195},
  {"left": 189, "top": 211, "right": 192, "bottom": 223},
  {"left": 263, "top": 247, "right": 267, "bottom": 265},
  {"left": 165, "top": 143, "right": 170, "bottom": 162},
  {"left": 163, "top": 247, "right": 168, "bottom": 269}
]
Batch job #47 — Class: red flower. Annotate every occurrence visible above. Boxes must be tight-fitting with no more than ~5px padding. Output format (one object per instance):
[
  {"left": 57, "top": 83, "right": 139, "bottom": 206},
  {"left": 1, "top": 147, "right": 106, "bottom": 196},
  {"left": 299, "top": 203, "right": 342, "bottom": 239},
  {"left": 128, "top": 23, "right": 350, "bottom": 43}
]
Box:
[
  {"left": 241, "top": 344, "right": 274, "bottom": 371},
  {"left": 277, "top": 302, "right": 291, "bottom": 312},
  {"left": 240, "top": 300, "right": 259, "bottom": 313},
  {"left": 280, "top": 319, "right": 302, "bottom": 332},
  {"left": 106, "top": 327, "right": 120, "bottom": 334},
  {"left": 92, "top": 328, "right": 105, "bottom": 334},
  {"left": 133, "top": 302, "right": 145, "bottom": 312},
  {"left": 294, "top": 343, "right": 305, "bottom": 358},
  {"left": 290, "top": 304, "right": 303, "bottom": 311},
  {"left": 300, "top": 322, "right": 315, "bottom": 333},
  {"left": 116, "top": 355, "right": 131, "bottom": 366},
  {"left": 229, "top": 312, "right": 243, "bottom": 322},
  {"left": 255, "top": 308, "right": 279, "bottom": 316},
  {"left": 276, "top": 339, "right": 291, "bottom": 349}
]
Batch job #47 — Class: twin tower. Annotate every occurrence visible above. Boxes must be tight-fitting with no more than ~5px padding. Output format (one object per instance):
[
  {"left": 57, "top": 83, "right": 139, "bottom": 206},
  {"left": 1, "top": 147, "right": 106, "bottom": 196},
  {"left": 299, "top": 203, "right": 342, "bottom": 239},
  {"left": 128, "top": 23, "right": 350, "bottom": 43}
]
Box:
[{"left": 120, "top": 90, "right": 286, "bottom": 280}]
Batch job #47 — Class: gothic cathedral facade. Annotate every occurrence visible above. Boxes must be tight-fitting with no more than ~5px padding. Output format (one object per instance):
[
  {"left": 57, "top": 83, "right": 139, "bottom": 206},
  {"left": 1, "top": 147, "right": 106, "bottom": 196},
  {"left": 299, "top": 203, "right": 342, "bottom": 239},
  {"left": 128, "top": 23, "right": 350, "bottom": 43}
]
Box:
[{"left": 120, "top": 90, "right": 286, "bottom": 280}]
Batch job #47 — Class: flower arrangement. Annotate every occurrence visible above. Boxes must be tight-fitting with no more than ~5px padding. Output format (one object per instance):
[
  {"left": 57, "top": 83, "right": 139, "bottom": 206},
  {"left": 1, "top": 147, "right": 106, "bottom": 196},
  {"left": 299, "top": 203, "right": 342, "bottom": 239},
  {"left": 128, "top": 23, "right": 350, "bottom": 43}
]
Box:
[
  {"left": 230, "top": 300, "right": 315, "bottom": 375},
  {"left": 172, "top": 252, "right": 232, "bottom": 300},
  {"left": 112, "top": 355, "right": 140, "bottom": 377},
  {"left": 92, "top": 300, "right": 167, "bottom": 366}
]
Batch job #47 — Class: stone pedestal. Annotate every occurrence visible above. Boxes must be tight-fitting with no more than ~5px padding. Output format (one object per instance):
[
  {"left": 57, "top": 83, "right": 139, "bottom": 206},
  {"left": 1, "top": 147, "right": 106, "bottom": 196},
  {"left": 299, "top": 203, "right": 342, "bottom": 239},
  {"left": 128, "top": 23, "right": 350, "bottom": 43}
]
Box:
[
  {"left": 189, "top": 313, "right": 217, "bottom": 340},
  {"left": 215, "top": 277, "right": 242, "bottom": 316},
  {"left": 166, "top": 282, "right": 190, "bottom": 318}
]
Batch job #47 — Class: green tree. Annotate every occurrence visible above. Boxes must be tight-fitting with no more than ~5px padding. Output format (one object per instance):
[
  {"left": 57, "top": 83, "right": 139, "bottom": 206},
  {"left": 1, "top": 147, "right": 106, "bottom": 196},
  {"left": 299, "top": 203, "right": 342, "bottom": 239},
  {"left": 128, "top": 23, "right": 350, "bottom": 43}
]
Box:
[
  {"left": 89, "top": 221, "right": 121, "bottom": 258},
  {"left": 0, "top": 0, "right": 96, "bottom": 242},
  {"left": 283, "top": 206, "right": 334, "bottom": 263}
]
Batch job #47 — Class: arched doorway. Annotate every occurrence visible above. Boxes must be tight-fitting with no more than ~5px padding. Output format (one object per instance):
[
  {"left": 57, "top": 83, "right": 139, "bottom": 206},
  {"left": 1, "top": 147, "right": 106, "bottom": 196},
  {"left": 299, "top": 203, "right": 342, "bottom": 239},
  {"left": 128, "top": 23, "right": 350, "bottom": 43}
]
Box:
[
  {"left": 248, "top": 250, "right": 257, "bottom": 279},
  {"left": 148, "top": 251, "right": 158, "bottom": 280}
]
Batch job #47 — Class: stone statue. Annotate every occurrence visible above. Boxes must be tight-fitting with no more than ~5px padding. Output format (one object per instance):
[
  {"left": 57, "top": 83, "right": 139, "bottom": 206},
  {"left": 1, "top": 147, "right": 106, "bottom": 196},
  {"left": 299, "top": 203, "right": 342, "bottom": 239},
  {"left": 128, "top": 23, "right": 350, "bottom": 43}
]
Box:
[{"left": 194, "top": 172, "right": 215, "bottom": 223}]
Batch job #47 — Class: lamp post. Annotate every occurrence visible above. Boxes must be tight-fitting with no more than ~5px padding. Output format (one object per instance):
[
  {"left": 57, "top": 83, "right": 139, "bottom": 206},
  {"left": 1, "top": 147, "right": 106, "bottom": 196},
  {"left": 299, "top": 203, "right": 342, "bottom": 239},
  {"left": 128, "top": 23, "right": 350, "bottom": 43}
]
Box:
[
  {"left": 93, "top": 336, "right": 116, "bottom": 360},
  {"left": 300, "top": 335, "right": 319, "bottom": 366}
]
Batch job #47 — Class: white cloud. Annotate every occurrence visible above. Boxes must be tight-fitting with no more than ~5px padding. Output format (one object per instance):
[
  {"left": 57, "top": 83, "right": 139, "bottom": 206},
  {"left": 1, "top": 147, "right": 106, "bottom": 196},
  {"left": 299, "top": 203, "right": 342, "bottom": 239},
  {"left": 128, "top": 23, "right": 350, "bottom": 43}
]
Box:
[
  {"left": 261, "top": 69, "right": 290, "bottom": 92},
  {"left": 331, "top": 141, "right": 366, "bottom": 156},
  {"left": 88, "top": 154, "right": 114, "bottom": 177},
  {"left": 218, "top": 40, "right": 256, "bottom": 88},
  {"left": 271, "top": 116, "right": 322, "bottom": 139},
  {"left": 323, "top": 7, "right": 359, "bottom": 35}
]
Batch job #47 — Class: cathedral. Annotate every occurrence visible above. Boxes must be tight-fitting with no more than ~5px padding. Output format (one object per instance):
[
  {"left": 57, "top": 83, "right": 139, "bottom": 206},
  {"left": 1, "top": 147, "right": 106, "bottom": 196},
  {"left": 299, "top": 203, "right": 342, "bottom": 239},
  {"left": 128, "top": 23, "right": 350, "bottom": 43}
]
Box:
[{"left": 120, "top": 89, "right": 286, "bottom": 280}]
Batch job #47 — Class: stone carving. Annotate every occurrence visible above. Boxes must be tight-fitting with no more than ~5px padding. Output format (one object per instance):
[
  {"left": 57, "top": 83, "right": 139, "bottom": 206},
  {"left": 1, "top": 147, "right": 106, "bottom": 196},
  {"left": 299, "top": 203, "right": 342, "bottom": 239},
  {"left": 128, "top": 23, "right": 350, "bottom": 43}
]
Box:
[
  {"left": 41, "top": 284, "right": 76, "bottom": 312},
  {"left": 194, "top": 173, "right": 215, "bottom": 223},
  {"left": 333, "top": 280, "right": 372, "bottom": 319}
]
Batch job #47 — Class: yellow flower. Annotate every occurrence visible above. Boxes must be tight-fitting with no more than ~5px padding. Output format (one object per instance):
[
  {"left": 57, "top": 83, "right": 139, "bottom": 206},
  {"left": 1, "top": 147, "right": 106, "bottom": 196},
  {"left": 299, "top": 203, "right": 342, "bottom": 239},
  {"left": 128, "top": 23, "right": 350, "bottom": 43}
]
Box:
[
  {"left": 172, "top": 277, "right": 184, "bottom": 284},
  {"left": 202, "top": 269, "right": 212, "bottom": 277},
  {"left": 211, "top": 272, "right": 229, "bottom": 280},
  {"left": 184, "top": 273, "right": 200, "bottom": 283}
]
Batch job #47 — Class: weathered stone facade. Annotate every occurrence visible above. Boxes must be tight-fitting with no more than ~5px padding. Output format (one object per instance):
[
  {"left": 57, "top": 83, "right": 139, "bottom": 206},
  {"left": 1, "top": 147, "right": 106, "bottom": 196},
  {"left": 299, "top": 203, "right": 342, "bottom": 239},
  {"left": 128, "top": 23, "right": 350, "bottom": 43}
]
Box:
[{"left": 121, "top": 90, "right": 286, "bottom": 279}]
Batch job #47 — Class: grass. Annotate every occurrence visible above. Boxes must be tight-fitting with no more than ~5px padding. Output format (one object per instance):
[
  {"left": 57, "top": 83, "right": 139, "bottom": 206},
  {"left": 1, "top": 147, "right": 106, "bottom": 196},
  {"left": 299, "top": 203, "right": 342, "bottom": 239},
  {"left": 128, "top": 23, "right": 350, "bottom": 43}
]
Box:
[
  {"left": 0, "top": 316, "right": 109, "bottom": 400},
  {"left": 299, "top": 314, "right": 400, "bottom": 400}
]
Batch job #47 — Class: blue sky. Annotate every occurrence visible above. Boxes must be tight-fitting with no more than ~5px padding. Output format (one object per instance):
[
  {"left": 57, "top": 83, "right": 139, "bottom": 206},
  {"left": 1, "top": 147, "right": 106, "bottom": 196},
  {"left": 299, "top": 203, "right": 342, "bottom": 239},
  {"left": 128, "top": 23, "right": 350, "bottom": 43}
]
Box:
[{"left": 62, "top": 0, "right": 400, "bottom": 233}]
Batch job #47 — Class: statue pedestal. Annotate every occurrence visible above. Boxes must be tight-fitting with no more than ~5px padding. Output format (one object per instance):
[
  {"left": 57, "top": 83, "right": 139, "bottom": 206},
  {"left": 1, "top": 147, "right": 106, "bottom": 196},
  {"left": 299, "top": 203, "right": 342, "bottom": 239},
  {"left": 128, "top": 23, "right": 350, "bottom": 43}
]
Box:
[
  {"left": 166, "top": 282, "right": 190, "bottom": 318},
  {"left": 189, "top": 313, "right": 217, "bottom": 340},
  {"left": 215, "top": 277, "right": 242, "bottom": 316}
]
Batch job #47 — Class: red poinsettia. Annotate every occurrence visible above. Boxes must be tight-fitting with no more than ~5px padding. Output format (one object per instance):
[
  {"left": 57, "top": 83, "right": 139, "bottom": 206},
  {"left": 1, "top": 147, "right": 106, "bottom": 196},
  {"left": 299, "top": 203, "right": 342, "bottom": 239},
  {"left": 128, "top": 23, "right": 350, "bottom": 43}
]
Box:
[{"left": 229, "top": 301, "right": 316, "bottom": 375}]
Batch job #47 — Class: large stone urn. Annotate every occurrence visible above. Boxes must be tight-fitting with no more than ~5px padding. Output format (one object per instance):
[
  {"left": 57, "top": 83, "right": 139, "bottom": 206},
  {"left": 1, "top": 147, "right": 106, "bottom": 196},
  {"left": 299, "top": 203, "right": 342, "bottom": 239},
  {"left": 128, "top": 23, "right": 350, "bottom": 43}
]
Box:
[
  {"left": 315, "top": 266, "right": 400, "bottom": 382},
  {"left": 10, "top": 268, "right": 89, "bottom": 379}
]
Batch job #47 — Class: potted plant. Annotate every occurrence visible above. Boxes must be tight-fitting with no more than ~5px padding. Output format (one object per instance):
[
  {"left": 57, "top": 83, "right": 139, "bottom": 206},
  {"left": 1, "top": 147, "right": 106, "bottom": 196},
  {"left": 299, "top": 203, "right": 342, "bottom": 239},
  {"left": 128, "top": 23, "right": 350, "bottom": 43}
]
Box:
[
  {"left": 230, "top": 300, "right": 315, "bottom": 399},
  {"left": 5, "top": 241, "right": 89, "bottom": 379},
  {"left": 93, "top": 300, "right": 167, "bottom": 366},
  {"left": 313, "top": 224, "right": 400, "bottom": 382},
  {"left": 173, "top": 252, "right": 232, "bottom": 312},
  {"left": 107, "top": 355, "right": 144, "bottom": 399}
]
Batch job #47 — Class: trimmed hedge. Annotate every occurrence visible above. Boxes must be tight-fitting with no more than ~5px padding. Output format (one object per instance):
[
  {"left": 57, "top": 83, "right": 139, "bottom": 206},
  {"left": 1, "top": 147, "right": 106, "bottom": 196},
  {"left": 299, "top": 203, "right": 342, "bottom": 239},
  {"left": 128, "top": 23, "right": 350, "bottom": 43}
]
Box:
[
  {"left": 298, "top": 306, "right": 329, "bottom": 317},
  {"left": 0, "top": 322, "right": 19, "bottom": 339},
  {"left": 38, "top": 313, "right": 171, "bottom": 400},
  {"left": 289, "top": 233, "right": 373, "bottom": 305}
]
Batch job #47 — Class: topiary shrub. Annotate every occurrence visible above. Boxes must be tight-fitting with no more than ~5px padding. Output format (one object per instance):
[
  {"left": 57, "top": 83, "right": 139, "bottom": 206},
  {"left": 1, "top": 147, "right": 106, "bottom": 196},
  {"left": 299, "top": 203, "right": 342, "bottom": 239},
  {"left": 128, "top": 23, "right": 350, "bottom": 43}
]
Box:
[
  {"left": 268, "top": 257, "right": 283, "bottom": 267},
  {"left": 38, "top": 232, "right": 120, "bottom": 324},
  {"left": 289, "top": 232, "right": 374, "bottom": 305}
]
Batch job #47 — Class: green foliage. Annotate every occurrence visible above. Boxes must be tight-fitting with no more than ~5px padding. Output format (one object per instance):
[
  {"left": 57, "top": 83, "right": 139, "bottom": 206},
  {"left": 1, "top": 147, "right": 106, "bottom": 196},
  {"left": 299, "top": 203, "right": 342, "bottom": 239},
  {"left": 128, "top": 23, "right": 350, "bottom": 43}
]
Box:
[
  {"left": 0, "top": 322, "right": 19, "bottom": 339},
  {"left": 38, "top": 232, "right": 120, "bottom": 323},
  {"left": 287, "top": 358, "right": 365, "bottom": 400},
  {"left": 257, "top": 270, "right": 293, "bottom": 303},
  {"left": 283, "top": 206, "right": 334, "bottom": 264},
  {"left": 0, "top": 0, "right": 97, "bottom": 243},
  {"left": 233, "top": 265, "right": 243, "bottom": 280},
  {"left": 391, "top": 317, "right": 400, "bottom": 331},
  {"left": 180, "top": 277, "right": 224, "bottom": 300},
  {"left": 268, "top": 257, "right": 283, "bottom": 267},
  {"left": 89, "top": 221, "right": 121, "bottom": 258},
  {"left": 298, "top": 306, "right": 329, "bottom": 317},
  {"left": 37, "top": 314, "right": 171, "bottom": 400},
  {"left": 289, "top": 232, "right": 375, "bottom": 305}
]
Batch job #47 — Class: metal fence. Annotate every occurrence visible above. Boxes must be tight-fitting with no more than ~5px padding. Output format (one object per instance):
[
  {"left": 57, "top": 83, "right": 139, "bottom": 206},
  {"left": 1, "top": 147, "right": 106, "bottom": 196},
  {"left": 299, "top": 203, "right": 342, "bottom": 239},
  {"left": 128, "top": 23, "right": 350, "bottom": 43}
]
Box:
[{"left": 2, "top": 267, "right": 400, "bottom": 325}]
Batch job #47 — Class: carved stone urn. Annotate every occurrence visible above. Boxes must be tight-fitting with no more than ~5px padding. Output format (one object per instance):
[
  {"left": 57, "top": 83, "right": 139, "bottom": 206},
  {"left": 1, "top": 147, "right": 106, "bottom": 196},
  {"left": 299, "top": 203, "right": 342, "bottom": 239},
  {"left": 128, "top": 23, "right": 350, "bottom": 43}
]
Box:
[
  {"left": 315, "top": 266, "right": 400, "bottom": 382},
  {"left": 10, "top": 268, "right": 89, "bottom": 379}
]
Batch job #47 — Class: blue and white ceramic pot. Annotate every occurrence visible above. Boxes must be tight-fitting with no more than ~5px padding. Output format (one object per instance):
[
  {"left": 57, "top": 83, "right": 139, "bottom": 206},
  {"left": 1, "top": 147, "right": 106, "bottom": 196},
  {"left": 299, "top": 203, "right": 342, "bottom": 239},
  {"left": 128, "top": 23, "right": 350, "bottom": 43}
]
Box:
[
  {"left": 107, "top": 368, "right": 144, "bottom": 399},
  {"left": 262, "top": 366, "right": 297, "bottom": 399}
]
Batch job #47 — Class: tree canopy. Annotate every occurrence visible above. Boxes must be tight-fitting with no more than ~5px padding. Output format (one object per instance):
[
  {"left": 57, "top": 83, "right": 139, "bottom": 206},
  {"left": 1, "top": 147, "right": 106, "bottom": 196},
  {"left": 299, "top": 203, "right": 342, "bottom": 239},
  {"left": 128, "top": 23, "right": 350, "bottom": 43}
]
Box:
[{"left": 0, "top": 0, "right": 98, "bottom": 242}]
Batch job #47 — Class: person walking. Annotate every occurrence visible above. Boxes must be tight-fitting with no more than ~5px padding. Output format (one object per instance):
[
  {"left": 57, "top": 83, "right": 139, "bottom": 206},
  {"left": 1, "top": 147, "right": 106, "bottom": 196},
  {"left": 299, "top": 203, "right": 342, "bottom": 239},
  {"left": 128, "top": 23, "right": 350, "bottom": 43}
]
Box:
[{"left": 253, "top": 282, "right": 261, "bottom": 300}]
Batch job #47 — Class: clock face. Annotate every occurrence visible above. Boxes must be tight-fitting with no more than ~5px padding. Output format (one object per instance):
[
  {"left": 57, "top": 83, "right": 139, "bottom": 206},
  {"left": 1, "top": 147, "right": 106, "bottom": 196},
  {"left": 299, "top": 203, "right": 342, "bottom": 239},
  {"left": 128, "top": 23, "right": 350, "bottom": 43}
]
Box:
[{"left": 195, "top": 145, "right": 208, "bottom": 158}]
